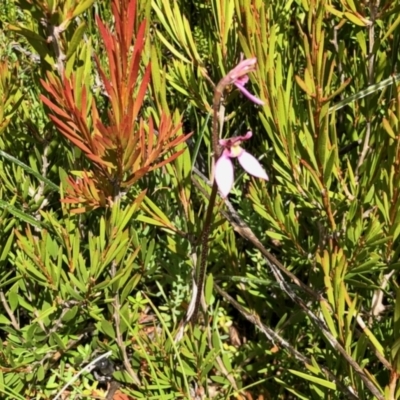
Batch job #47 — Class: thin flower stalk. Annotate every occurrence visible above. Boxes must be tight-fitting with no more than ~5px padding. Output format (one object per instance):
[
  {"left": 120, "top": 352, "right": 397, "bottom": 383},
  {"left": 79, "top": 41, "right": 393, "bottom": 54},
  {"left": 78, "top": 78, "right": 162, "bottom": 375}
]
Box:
[{"left": 190, "top": 57, "right": 264, "bottom": 323}]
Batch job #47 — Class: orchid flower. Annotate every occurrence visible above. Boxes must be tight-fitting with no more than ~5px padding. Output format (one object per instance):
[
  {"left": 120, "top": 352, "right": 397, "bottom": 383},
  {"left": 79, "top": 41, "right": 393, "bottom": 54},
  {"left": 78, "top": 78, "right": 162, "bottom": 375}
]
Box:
[
  {"left": 226, "top": 58, "right": 264, "bottom": 106},
  {"left": 215, "top": 131, "right": 268, "bottom": 197}
]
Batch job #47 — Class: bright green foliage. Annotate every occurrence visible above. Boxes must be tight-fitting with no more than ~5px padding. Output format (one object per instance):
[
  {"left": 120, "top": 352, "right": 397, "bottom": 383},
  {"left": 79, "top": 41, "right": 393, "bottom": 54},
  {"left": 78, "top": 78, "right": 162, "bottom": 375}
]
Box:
[{"left": 1, "top": 0, "right": 400, "bottom": 399}]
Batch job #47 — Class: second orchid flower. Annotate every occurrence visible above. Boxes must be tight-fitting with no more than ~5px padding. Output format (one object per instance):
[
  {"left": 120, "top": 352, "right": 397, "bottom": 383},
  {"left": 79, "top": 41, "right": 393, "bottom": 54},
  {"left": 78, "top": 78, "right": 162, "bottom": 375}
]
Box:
[{"left": 215, "top": 131, "right": 268, "bottom": 198}]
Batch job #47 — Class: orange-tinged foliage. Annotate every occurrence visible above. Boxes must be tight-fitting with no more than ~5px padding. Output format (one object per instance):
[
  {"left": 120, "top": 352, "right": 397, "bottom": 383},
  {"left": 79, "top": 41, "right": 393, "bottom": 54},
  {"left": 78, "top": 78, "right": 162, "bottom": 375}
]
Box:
[{"left": 40, "top": 0, "right": 190, "bottom": 212}]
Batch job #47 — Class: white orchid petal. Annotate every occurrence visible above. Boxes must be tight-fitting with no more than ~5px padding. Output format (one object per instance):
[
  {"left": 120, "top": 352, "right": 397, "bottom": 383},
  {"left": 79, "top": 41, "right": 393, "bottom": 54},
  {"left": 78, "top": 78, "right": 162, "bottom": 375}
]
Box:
[
  {"left": 215, "top": 154, "right": 234, "bottom": 197},
  {"left": 238, "top": 151, "right": 269, "bottom": 181}
]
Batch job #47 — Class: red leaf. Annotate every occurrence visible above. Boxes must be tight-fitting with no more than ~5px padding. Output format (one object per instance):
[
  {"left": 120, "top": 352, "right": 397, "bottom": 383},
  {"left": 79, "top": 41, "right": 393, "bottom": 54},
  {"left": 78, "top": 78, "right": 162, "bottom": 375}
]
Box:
[
  {"left": 40, "top": 94, "right": 71, "bottom": 121},
  {"left": 127, "top": 20, "right": 146, "bottom": 94},
  {"left": 132, "top": 63, "right": 151, "bottom": 121},
  {"left": 113, "top": 391, "right": 133, "bottom": 400}
]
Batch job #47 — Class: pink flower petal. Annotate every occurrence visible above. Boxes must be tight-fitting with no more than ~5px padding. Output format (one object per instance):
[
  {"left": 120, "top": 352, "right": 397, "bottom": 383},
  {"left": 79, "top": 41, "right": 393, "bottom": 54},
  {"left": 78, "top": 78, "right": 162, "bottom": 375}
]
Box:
[
  {"left": 234, "top": 82, "right": 265, "bottom": 106},
  {"left": 240, "top": 131, "right": 252, "bottom": 141},
  {"left": 228, "top": 58, "right": 257, "bottom": 81},
  {"left": 215, "top": 152, "right": 235, "bottom": 197},
  {"left": 238, "top": 151, "right": 269, "bottom": 181},
  {"left": 219, "top": 131, "right": 253, "bottom": 147},
  {"left": 235, "top": 75, "right": 249, "bottom": 86},
  {"left": 219, "top": 138, "right": 230, "bottom": 147}
]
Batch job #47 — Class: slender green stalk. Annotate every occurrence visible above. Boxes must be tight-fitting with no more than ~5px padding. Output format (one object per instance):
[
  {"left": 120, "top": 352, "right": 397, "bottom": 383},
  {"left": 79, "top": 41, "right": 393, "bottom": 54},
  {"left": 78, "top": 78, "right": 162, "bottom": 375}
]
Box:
[
  {"left": 190, "top": 76, "right": 233, "bottom": 323},
  {"left": 190, "top": 59, "right": 262, "bottom": 323}
]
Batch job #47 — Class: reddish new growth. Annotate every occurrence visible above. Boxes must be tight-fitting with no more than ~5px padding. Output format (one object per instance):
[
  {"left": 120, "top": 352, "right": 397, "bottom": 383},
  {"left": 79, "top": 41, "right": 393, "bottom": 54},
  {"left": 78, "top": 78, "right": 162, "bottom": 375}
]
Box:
[{"left": 41, "top": 0, "right": 190, "bottom": 212}]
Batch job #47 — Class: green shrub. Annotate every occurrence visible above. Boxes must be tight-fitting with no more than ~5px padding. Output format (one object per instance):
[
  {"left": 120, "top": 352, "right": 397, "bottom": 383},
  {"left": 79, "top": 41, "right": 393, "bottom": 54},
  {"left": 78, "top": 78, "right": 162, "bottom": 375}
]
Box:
[{"left": 1, "top": 0, "right": 400, "bottom": 399}]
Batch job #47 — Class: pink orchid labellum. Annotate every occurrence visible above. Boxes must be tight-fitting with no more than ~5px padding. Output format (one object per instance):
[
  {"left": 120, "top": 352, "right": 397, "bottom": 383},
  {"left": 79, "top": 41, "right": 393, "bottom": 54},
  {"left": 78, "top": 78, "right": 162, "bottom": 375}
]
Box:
[
  {"left": 227, "top": 57, "right": 265, "bottom": 106},
  {"left": 215, "top": 131, "right": 268, "bottom": 198}
]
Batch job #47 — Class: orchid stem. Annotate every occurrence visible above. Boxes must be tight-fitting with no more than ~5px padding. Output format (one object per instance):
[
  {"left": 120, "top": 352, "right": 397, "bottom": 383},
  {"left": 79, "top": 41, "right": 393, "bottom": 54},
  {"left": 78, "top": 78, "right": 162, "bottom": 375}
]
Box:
[
  {"left": 189, "top": 58, "right": 262, "bottom": 323},
  {"left": 190, "top": 80, "right": 227, "bottom": 323}
]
